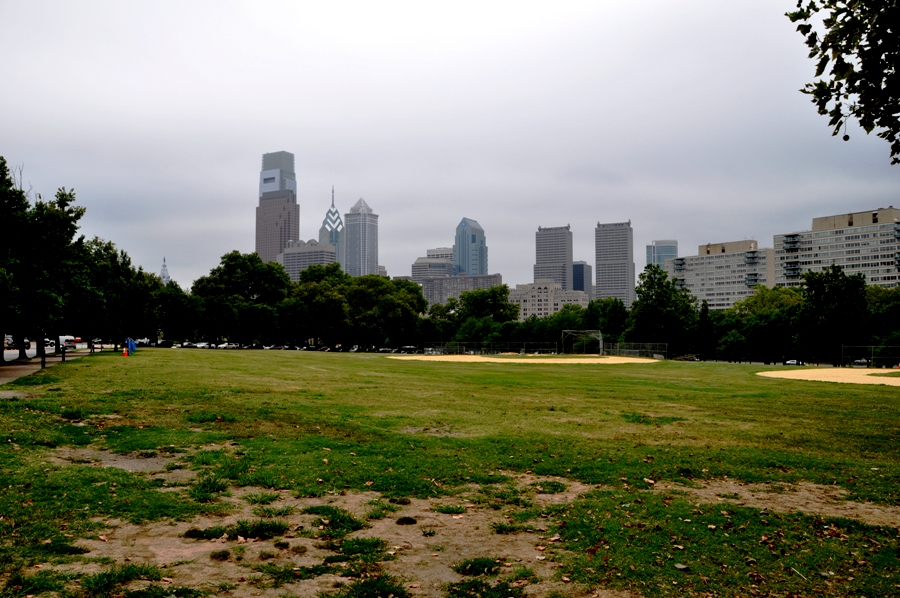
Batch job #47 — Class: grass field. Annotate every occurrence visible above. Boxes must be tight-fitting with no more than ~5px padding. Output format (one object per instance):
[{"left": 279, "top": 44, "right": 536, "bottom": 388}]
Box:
[{"left": 1, "top": 349, "right": 898, "bottom": 597}]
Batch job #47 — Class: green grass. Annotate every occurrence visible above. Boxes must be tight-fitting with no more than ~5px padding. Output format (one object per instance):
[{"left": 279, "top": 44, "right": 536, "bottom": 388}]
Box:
[
  {"left": 453, "top": 557, "right": 501, "bottom": 576},
  {"left": 301, "top": 505, "right": 364, "bottom": 538},
  {"left": 183, "top": 519, "right": 289, "bottom": 540},
  {"left": 446, "top": 579, "right": 525, "bottom": 598},
  {"left": 1, "top": 349, "right": 899, "bottom": 596}
]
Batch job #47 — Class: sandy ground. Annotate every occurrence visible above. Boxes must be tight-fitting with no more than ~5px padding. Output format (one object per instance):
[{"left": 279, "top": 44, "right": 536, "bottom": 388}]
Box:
[
  {"left": 388, "top": 355, "right": 656, "bottom": 365},
  {"left": 757, "top": 368, "right": 900, "bottom": 387},
  {"left": 656, "top": 480, "right": 900, "bottom": 528}
]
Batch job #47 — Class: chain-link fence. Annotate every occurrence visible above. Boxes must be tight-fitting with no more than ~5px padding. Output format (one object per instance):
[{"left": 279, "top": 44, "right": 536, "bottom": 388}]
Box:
[
  {"left": 604, "top": 342, "right": 668, "bottom": 359},
  {"left": 561, "top": 330, "right": 603, "bottom": 354},
  {"left": 424, "top": 342, "right": 559, "bottom": 355},
  {"left": 842, "top": 345, "right": 900, "bottom": 369}
]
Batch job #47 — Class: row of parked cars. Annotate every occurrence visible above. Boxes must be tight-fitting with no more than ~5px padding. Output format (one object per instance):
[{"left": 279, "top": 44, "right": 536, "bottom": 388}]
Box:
[
  {"left": 150, "top": 341, "right": 423, "bottom": 353},
  {"left": 4, "top": 336, "right": 83, "bottom": 351}
]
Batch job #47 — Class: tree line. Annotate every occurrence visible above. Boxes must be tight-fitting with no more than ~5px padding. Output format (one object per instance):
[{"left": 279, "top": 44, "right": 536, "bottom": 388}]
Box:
[{"left": 3, "top": 157, "right": 898, "bottom": 364}]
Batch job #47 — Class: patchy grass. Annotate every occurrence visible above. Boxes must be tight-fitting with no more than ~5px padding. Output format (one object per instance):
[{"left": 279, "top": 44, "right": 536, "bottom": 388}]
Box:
[
  {"left": 301, "top": 505, "right": 364, "bottom": 538},
  {"left": 253, "top": 505, "right": 294, "bottom": 518},
  {"left": 453, "top": 557, "right": 501, "bottom": 576},
  {"left": 446, "top": 579, "right": 525, "bottom": 598},
  {"left": 432, "top": 504, "right": 466, "bottom": 514},
  {"left": 243, "top": 491, "right": 280, "bottom": 505},
  {"left": 183, "top": 519, "right": 289, "bottom": 541},
  {"left": 531, "top": 480, "right": 566, "bottom": 493},
  {"left": 2, "top": 349, "right": 900, "bottom": 596}
]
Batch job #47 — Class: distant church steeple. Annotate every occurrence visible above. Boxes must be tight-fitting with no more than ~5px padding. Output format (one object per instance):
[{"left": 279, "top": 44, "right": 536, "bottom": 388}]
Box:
[{"left": 160, "top": 258, "right": 171, "bottom": 286}]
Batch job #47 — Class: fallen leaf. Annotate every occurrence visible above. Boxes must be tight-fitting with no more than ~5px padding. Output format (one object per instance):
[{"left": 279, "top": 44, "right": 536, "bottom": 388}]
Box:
[
  {"left": 99, "top": 535, "right": 108, "bottom": 542},
  {"left": 674, "top": 563, "right": 689, "bottom": 571},
  {"left": 674, "top": 545, "right": 684, "bottom": 550},
  {"left": 562, "top": 577, "right": 571, "bottom": 583},
  {"left": 451, "top": 515, "right": 463, "bottom": 520},
  {"left": 643, "top": 478, "right": 656, "bottom": 485},
  {"left": 322, "top": 458, "right": 329, "bottom": 464},
  {"left": 535, "top": 545, "right": 547, "bottom": 551},
  {"left": 409, "top": 584, "right": 420, "bottom": 588},
  {"left": 237, "top": 536, "right": 247, "bottom": 544},
  {"left": 365, "top": 481, "right": 374, "bottom": 486},
  {"left": 162, "top": 577, "right": 173, "bottom": 583}
]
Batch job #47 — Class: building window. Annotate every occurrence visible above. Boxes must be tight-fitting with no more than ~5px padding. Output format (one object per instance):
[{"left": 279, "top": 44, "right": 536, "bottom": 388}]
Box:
[{"left": 263, "top": 177, "right": 275, "bottom": 184}]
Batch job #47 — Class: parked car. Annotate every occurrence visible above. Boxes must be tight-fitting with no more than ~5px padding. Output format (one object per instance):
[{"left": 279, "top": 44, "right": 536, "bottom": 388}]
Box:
[
  {"left": 180, "top": 341, "right": 196, "bottom": 348},
  {"left": 136, "top": 338, "right": 151, "bottom": 346},
  {"left": 91, "top": 338, "right": 103, "bottom": 346},
  {"left": 784, "top": 359, "right": 806, "bottom": 366},
  {"left": 44, "top": 338, "right": 56, "bottom": 348},
  {"left": 853, "top": 358, "right": 868, "bottom": 367},
  {"left": 195, "top": 342, "right": 210, "bottom": 349}
]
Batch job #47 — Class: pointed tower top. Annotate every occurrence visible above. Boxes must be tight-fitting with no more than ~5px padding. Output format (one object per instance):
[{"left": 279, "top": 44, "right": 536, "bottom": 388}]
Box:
[{"left": 332, "top": 185, "right": 335, "bottom": 207}]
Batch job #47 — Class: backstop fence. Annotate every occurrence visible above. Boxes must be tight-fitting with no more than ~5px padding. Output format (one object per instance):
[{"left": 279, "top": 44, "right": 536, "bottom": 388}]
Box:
[
  {"left": 841, "top": 345, "right": 900, "bottom": 369},
  {"left": 604, "top": 342, "right": 668, "bottom": 360},
  {"left": 424, "top": 342, "right": 559, "bottom": 355}
]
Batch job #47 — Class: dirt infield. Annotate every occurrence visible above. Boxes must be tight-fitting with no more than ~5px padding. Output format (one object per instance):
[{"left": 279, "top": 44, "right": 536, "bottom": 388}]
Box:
[
  {"left": 758, "top": 367, "right": 900, "bottom": 387},
  {"left": 387, "top": 354, "right": 656, "bottom": 364}
]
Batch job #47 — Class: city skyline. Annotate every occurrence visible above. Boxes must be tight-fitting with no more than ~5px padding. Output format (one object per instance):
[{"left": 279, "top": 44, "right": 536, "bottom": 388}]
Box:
[{"left": 3, "top": 2, "right": 898, "bottom": 289}]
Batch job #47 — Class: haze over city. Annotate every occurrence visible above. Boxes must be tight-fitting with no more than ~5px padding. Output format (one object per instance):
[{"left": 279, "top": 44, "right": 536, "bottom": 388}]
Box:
[{"left": 2, "top": 0, "right": 897, "bottom": 287}]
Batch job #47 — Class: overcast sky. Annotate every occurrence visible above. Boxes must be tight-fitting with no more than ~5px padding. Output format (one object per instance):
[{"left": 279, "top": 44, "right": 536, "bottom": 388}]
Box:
[{"left": 2, "top": 1, "right": 897, "bottom": 288}]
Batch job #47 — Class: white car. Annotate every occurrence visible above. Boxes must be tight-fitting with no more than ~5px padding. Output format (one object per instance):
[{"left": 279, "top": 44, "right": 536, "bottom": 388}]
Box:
[{"left": 195, "top": 342, "right": 209, "bottom": 349}]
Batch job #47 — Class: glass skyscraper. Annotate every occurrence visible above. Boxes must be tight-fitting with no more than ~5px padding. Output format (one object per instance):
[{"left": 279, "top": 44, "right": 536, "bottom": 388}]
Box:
[
  {"left": 646, "top": 240, "right": 678, "bottom": 269},
  {"left": 453, "top": 218, "right": 487, "bottom": 276}
]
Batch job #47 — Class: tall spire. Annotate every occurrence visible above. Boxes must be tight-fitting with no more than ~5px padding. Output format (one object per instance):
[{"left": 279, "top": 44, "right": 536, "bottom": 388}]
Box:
[
  {"left": 160, "top": 258, "right": 171, "bottom": 286},
  {"left": 331, "top": 185, "right": 334, "bottom": 207}
]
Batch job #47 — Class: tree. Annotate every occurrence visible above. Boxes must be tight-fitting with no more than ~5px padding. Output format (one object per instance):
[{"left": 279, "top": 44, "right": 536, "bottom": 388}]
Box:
[
  {"left": 797, "top": 264, "right": 868, "bottom": 364},
  {"left": 0, "top": 158, "right": 30, "bottom": 364},
  {"left": 584, "top": 297, "right": 628, "bottom": 343},
  {"left": 787, "top": 1, "right": 900, "bottom": 163},
  {"left": 457, "top": 285, "right": 519, "bottom": 323},
  {"left": 626, "top": 265, "right": 697, "bottom": 356}
]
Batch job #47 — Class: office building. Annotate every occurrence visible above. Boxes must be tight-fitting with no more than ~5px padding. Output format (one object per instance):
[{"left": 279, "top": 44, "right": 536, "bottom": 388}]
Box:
[
  {"left": 276, "top": 240, "right": 336, "bottom": 282},
  {"left": 647, "top": 240, "right": 678, "bottom": 269},
  {"left": 453, "top": 218, "right": 488, "bottom": 276},
  {"left": 595, "top": 221, "right": 636, "bottom": 306},
  {"left": 422, "top": 274, "right": 503, "bottom": 306},
  {"left": 508, "top": 280, "right": 589, "bottom": 321},
  {"left": 344, "top": 198, "right": 378, "bottom": 277},
  {"left": 665, "top": 240, "right": 774, "bottom": 310},
  {"left": 318, "top": 187, "right": 344, "bottom": 270},
  {"left": 255, "top": 151, "right": 299, "bottom": 264},
  {"left": 774, "top": 206, "right": 900, "bottom": 288},
  {"left": 411, "top": 253, "right": 454, "bottom": 283},
  {"left": 159, "top": 258, "right": 171, "bottom": 286},
  {"left": 572, "top": 261, "right": 593, "bottom": 300},
  {"left": 378, "top": 265, "right": 387, "bottom": 277},
  {"left": 534, "top": 225, "right": 573, "bottom": 290}
]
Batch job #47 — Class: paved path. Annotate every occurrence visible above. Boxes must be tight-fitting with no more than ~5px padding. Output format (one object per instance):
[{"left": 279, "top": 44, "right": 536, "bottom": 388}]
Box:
[{"left": 0, "top": 352, "right": 87, "bottom": 386}]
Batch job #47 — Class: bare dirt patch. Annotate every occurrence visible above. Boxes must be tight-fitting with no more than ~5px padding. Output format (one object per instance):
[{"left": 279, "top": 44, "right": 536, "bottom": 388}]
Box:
[
  {"left": 757, "top": 368, "right": 900, "bottom": 387},
  {"left": 50, "top": 447, "right": 195, "bottom": 484},
  {"left": 46, "top": 480, "right": 634, "bottom": 598},
  {"left": 389, "top": 355, "right": 656, "bottom": 365},
  {"left": 656, "top": 479, "right": 900, "bottom": 528}
]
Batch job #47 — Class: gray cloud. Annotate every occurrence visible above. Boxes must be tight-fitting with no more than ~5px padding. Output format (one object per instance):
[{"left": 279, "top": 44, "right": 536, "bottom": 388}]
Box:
[{"left": 2, "top": 0, "right": 897, "bottom": 289}]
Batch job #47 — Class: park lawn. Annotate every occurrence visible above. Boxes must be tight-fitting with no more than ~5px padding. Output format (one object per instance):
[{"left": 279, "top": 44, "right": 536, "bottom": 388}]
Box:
[{"left": 1, "top": 349, "right": 898, "bottom": 597}]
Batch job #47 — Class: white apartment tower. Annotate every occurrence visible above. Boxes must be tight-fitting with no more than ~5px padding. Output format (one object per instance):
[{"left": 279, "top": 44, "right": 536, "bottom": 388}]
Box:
[
  {"left": 534, "top": 225, "right": 573, "bottom": 290},
  {"left": 344, "top": 198, "right": 379, "bottom": 277},
  {"left": 665, "top": 240, "right": 775, "bottom": 310},
  {"left": 595, "top": 221, "right": 636, "bottom": 306},
  {"left": 774, "top": 206, "right": 900, "bottom": 288},
  {"left": 255, "top": 151, "right": 299, "bottom": 264}
]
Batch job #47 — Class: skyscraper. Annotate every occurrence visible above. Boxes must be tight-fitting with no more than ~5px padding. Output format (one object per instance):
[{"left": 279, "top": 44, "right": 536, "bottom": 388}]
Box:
[
  {"left": 255, "top": 151, "right": 299, "bottom": 264},
  {"left": 344, "top": 198, "right": 378, "bottom": 277},
  {"left": 595, "top": 220, "right": 636, "bottom": 306},
  {"left": 318, "top": 186, "right": 344, "bottom": 270},
  {"left": 453, "top": 218, "right": 487, "bottom": 276},
  {"left": 572, "top": 261, "right": 593, "bottom": 300},
  {"left": 159, "top": 258, "right": 171, "bottom": 286},
  {"left": 646, "top": 240, "right": 678, "bottom": 269},
  {"left": 534, "top": 225, "right": 573, "bottom": 290}
]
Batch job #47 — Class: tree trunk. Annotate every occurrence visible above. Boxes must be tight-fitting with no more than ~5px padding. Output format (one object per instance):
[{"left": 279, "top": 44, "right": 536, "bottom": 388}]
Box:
[{"left": 15, "top": 333, "right": 28, "bottom": 360}]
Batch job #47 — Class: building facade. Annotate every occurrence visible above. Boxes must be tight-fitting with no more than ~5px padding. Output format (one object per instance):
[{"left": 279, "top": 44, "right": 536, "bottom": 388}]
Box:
[
  {"left": 422, "top": 274, "right": 502, "bottom": 306},
  {"left": 572, "top": 261, "right": 593, "bottom": 300},
  {"left": 276, "top": 239, "right": 337, "bottom": 282},
  {"left": 318, "top": 187, "right": 344, "bottom": 270},
  {"left": 646, "top": 239, "right": 678, "bottom": 269},
  {"left": 534, "top": 225, "right": 573, "bottom": 290},
  {"left": 595, "top": 220, "right": 636, "bottom": 306},
  {"left": 255, "top": 151, "right": 299, "bottom": 264},
  {"left": 508, "top": 280, "right": 589, "bottom": 321},
  {"left": 159, "top": 258, "right": 171, "bottom": 286},
  {"left": 774, "top": 207, "right": 900, "bottom": 288},
  {"left": 344, "top": 198, "right": 379, "bottom": 277},
  {"left": 665, "top": 240, "right": 775, "bottom": 310},
  {"left": 411, "top": 256, "right": 453, "bottom": 283},
  {"left": 453, "top": 218, "right": 488, "bottom": 276}
]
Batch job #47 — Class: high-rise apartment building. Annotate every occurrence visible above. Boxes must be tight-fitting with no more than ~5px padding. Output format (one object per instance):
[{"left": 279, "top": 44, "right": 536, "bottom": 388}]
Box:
[
  {"left": 422, "top": 274, "right": 503, "bottom": 306},
  {"left": 647, "top": 240, "right": 678, "bottom": 269},
  {"left": 572, "top": 261, "right": 593, "bottom": 300},
  {"left": 508, "top": 280, "right": 589, "bottom": 321},
  {"left": 774, "top": 207, "right": 900, "bottom": 288},
  {"left": 255, "top": 151, "right": 299, "bottom": 264},
  {"left": 534, "top": 225, "right": 573, "bottom": 290},
  {"left": 276, "top": 240, "right": 337, "bottom": 282},
  {"left": 318, "top": 187, "right": 345, "bottom": 270},
  {"left": 453, "top": 218, "right": 487, "bottom": 276},
  {"left": 665, "top": 240, "right": 774, "bottom": 310},
  {"left": 595, "top": 221, "right": 636, "bottom": 306},
  {"left": 344, "top": 198, "right": 379, "bottom": 277}
]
